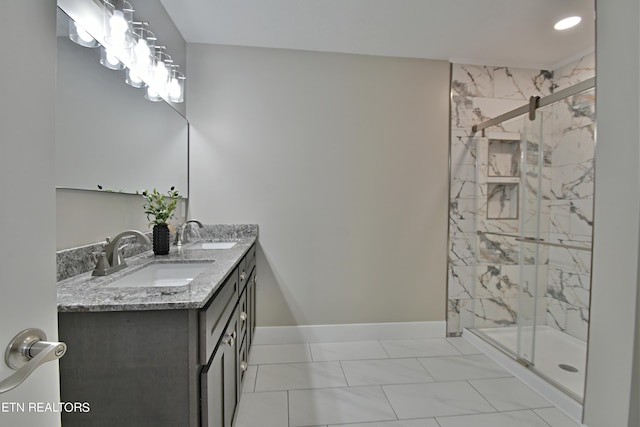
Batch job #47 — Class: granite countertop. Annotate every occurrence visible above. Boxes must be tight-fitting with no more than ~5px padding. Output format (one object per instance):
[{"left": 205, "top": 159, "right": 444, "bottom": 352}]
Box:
[{"left": 57, "top": 237, "right": 256, "bottom": 312}]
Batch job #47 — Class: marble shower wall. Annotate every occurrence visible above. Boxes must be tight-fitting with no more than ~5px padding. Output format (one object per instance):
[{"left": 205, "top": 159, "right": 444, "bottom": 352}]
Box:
[
  {"left": 542, "top": 60, "right": 595, "bottom": 341},
  {"left": 447, "top": 52, "right": 595, "bottom": 340}
]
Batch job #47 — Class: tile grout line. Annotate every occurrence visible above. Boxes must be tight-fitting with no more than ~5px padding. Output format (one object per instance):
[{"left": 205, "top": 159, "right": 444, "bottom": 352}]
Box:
[
  {"left": 464, "top": 379, "right": 501, "bottom": 413},
  {"left": 378, "top": 384, "right": 401, "bottom": 421},
  {"left": 378, "top": 339, "right": 392, "bottom": 358},
  {"left": 307, "top": 342, "right": 313, "bottom": 363},
  {"left": 337, "top": 360, "right": 350, "bottom": 387},
  {"left": 530, "top": 408, "right": 564, "bottom": 427}
]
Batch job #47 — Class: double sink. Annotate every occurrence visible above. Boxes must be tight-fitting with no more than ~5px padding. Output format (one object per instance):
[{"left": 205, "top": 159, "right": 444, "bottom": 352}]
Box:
[{"left": 103, "top": 241, "right": 237, "bottom": 289}]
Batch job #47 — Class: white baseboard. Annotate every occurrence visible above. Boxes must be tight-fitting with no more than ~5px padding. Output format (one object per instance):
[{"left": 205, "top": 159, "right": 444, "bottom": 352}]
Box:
[{"left": 253, "top": 321, "right": 446, "bottom": 345}]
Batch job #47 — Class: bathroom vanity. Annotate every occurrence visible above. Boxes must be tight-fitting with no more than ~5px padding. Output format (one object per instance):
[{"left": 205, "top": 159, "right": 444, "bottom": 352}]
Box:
[{"left": 57, "top": 228, "right": 257, "bottom": 427}]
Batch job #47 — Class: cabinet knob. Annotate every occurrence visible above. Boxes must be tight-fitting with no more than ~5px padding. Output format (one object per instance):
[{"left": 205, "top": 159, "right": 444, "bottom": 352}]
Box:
[
  {"left": 240, "top": 272, "right": 247, "bottom": 281},
  {"left": 222, "top": 332, "right": 235, "bottom": 347},
  {"left": 252, "top": 275, "right": 257, "bottom": 284},
  {"left": 240, "top": 312, "right": 247, "bottom": 322},
  {"left": 240, "top": 361, "right": 248, "bottom": 372}
]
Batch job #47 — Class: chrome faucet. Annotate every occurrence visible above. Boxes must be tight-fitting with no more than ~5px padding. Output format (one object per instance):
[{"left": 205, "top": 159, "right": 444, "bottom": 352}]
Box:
[
  {"left": 175, "top": 220, "right": 203, "bottom": 247},
  {"left": 92, "top": 230, "right": 151, "bottom": 276}
]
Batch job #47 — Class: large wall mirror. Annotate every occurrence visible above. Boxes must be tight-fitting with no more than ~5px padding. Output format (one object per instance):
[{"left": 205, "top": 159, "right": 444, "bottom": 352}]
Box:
[{"left": 55, "top": 7, "right": 188, "bottom": 195}]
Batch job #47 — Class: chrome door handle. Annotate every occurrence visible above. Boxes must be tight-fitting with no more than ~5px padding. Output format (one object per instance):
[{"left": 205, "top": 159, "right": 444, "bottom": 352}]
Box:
[{"left": 0, "top": 328, "right": 67, "bottom": 394}]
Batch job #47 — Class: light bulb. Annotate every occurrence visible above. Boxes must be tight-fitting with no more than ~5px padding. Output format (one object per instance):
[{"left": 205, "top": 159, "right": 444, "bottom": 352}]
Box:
[
  {"left": 154, "top": 62, "right": 168, "bottom": 81},
  {"left": 168, "top": 78, "right": 181, "bottom": 99},
  {"left": 106, "top": 50, "right": 120, "bottom": 66},
  {"left": 134, "top": 39, "right": 150, "bottom": 64},
  {"left": 75, "top": 23, "right": 95, "bottom": 43},
  {"left": 128, "top": 70, "right": 142, "bottom": 84},
  {"left": 109, "top": 10, "right": 128, "bottom": 43},
  {"left": 126, "top": 68, "right": 145, "bottom": 88}
]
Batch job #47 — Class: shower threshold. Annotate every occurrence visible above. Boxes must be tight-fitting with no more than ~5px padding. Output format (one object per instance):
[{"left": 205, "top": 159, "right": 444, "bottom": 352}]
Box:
[{"left": 463, "top": 326, "right": 585, "bottom": 423}]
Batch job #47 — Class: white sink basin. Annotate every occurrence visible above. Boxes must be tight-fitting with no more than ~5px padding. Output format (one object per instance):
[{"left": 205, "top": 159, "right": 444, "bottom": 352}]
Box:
[
  {"left": 103, "top": 263, "right": 209, "bottom": 288},
  {"left": 190, "top": 241, "right": 237, "bottom": 250}
]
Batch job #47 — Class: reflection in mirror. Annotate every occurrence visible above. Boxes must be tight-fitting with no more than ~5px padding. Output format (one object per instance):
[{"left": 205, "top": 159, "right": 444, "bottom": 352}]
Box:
[{"left": 55, "top": 8, "right": 188, "bottom": 195}]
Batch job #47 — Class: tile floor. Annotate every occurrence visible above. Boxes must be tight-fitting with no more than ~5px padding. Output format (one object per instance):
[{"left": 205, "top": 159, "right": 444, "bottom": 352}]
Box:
[{"left": 235, "top": 337, "right": 581, "bottom": 427}]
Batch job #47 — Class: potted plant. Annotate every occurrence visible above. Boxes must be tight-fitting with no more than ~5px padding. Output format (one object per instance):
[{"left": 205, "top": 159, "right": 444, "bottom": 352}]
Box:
[{"left": 141, "top": 187, "right": 181, "bottom": 255}]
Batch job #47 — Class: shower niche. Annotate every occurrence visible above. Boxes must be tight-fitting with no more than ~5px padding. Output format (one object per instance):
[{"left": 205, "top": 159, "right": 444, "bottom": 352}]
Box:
[{"left": 486, "top": 136, "right": 521, "bottom": 220}]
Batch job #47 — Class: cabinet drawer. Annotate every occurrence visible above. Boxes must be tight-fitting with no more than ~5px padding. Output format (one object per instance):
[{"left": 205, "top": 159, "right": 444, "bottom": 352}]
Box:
[
  {"left": 242, "top": 244, "right": 256, "bottom": 273},
  {"left": 200, "top": 268, "right": 238, "bottom": 364}
]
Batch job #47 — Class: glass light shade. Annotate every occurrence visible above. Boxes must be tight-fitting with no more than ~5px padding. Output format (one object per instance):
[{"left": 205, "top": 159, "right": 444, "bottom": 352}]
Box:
[
  {"left": 100, "top": 45, "right": 125, "bottom": 70},
  {"left": 146, "top": 47, "right": 171, "bottom": 100},
  {"left": 69, "top": 20, "right": 98, "bottom": 48},
  {"left": 168, "top": 69, "right": 185, "bottom": 103},
  {"left": 103, "top": 0, "right": 134, "bottom": 48},
  {"left": 125, "top": 68, "right": 145, "bottom": 88},
  {"left": 144, "top": 85, "right": 163, "bottom": 102},
  {"left": 131, "top": 26, "right": 156, "bottom": 82}
]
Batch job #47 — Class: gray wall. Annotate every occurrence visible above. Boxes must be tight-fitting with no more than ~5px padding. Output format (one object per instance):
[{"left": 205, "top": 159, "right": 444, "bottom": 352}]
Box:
[
  {"left": 187, "top": 44, "right": 450, "bottom": 326},
  {"left": 583, "top": 0, "right": 640, "bottom": 425}
]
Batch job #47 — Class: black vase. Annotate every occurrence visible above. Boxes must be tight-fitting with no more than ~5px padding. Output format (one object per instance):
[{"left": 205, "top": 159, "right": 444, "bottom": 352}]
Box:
[{"left": 153, "top": 224, "right": 170, "bottom": 255}]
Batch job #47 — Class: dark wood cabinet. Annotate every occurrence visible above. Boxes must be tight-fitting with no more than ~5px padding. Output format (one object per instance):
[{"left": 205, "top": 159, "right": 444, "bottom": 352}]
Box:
[{"left": 59, "top": 243, "right": 257, "bottom": 427}]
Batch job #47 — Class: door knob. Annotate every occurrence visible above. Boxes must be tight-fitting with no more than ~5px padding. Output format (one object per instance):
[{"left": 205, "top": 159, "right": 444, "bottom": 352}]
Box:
[{"left": 0, "top": 328, "right": 67, "bottom": 394}]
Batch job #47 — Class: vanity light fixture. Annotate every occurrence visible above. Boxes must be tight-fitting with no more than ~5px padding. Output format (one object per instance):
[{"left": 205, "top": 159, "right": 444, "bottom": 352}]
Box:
[
  {"left": 67, "top": 2, "right": 186, "bottom": 103},
  {"left": 103, "top": 0, "right": 134, "bottom": 48},
  {"left": 69, "top": 20, "right": 98, "bottom": 48},
  {"left": 554, "top": 16, "right": 581, "bottom": 30}
]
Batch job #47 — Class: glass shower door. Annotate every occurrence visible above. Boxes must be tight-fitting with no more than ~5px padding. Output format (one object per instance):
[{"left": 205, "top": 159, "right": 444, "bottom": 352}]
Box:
[
  {"left": 517, "top": 88, "right": 595, "bottom": 399},
  {"left": 517, "top": 110, "right": 544, "bottom": 366},
  {"left": 466, "top": 81, "right": 595, "bottom": 404}
]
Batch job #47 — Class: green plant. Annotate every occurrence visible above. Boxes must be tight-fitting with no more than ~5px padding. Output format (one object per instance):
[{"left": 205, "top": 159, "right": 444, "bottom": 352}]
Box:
[{"left": 141, "top": 187, "right": 181, "bottom": 226}]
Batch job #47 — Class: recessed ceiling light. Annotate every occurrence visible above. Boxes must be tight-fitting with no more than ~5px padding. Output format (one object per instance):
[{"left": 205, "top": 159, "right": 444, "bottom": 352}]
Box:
[{"left": 554, "top": 16, "right": 582, "bottom": 31}]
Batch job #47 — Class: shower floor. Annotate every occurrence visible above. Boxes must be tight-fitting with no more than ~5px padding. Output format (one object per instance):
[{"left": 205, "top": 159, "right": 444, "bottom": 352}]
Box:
[{"left": 477, "top": 326, "right": 586, "bottom": 400}]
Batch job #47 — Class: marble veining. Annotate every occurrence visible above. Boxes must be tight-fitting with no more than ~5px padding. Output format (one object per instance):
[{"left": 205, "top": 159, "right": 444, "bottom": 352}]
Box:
[
  {"left": 448, "top": 54, "right": 594, "bottom": 337},
  {"left": 57, "top": 224, "right": 258, "bottom": 312}
]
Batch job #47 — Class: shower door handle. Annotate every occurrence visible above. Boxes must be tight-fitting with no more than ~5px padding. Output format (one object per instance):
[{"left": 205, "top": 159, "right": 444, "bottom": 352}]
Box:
[{"left": 0, "top": 328, "right": 67, "bottom": 394}]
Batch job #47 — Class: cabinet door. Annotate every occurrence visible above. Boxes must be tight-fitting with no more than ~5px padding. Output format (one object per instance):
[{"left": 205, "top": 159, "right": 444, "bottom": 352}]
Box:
[
  {"left": 224, "top": 314, "right": 239, "bottom": 427},
  {"left": 201, "top": 345, "right": 224, "bottom": 427},
  {"left": 202, "top": 311, "right": 238, "bottom": 427}
]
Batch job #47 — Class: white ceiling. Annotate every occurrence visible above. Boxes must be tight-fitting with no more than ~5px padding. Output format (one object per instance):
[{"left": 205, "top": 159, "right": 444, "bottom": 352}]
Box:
[{"left": 159, "top": 0, "right": 594, "bottom": 70}]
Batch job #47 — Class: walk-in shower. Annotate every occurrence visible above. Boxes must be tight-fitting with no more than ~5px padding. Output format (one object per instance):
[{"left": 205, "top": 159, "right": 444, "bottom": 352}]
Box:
[{"left": 447, "top": 58, "right": 595, "bottom": 418}]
